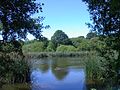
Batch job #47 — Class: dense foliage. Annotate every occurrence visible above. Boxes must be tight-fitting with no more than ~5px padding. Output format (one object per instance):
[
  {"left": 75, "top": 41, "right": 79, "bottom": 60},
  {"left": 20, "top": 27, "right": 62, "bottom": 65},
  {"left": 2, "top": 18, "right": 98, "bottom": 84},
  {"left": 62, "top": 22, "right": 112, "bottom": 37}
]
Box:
[
  {"left": 22, "top": 30, "right": 104, "bottom": 52},
  {"left": 0, "top": 0, "right": 45, "bottom": 85},
  {"left": 0, "top": 0, "right": 46, "bottom": 41},
  {"left": 83, "top": 0, "right": 120, "bottom": 35},
  {"left": 0, "top": 52, "right": 29, "bottom": 84},
  {"left": 46, "top": 41, "right": 56, "bottom": 51},
  {"left": 82, "top": 0, "right": 120, "bottom": 86},
  {"left": 56, "top": 45, "right": 77, "bottom": 52}
]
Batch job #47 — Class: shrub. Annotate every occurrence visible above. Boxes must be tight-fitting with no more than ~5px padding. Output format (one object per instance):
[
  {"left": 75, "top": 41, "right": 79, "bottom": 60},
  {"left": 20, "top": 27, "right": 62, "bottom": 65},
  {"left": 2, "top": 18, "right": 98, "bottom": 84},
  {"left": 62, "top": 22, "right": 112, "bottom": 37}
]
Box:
[
  {"left": 22, "top": 41, "right": 45, "bottom": 52},
  {"left": 46, "top": 41, "right": 56, "bottom": 52},
  {"left": 56, "top": 45, "right": 77, "bottom": 52},
  {"left": 0, "top": 53, "right": 29, "bottom": 84}
]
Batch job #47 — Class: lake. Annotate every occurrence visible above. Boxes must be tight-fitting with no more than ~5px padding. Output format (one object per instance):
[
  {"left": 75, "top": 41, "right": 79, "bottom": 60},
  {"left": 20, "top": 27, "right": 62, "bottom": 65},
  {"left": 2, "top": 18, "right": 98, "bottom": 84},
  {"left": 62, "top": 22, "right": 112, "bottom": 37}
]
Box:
[
  {"left": 1, "top": 57, "right": 115, "bottom": 90},
  {"left": 30, "top": 57, "right": 86, "bottom": 90}
]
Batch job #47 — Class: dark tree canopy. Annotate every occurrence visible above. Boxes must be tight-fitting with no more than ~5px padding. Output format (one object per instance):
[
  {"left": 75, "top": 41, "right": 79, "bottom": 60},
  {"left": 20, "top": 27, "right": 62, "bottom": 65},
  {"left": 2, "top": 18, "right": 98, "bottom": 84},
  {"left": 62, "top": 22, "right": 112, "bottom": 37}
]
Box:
[
  {"left": 0, "top": 0, "right": 45, "bottom": 41},
  {"left": 51, "top": 30, "right": 72, "bottom": 46},
  {"left": 83, "top": 0, "right": 120, "bottom": 53},
  {"left": 83, "top": 0, "right": 120, "bottom": 36}
]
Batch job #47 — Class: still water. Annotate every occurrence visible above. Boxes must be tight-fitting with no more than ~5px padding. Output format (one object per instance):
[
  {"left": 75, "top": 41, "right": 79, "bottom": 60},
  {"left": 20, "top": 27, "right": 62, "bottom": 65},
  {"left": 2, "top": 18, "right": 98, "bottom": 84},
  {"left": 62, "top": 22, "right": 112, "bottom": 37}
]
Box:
[
  {"left": 30, "top": 57, "right": 86, "bottom": 90},
  {"left": 0, "top": 57, "right": 101, "bottom": 90}
]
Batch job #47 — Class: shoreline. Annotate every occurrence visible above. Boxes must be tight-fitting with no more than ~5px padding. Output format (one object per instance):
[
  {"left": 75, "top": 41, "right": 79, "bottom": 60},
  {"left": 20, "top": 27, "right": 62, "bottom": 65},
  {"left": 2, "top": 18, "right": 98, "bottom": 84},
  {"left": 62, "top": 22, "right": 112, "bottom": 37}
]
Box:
[{"left": 24, "top": 51, "right": 96, "bottom": 59}]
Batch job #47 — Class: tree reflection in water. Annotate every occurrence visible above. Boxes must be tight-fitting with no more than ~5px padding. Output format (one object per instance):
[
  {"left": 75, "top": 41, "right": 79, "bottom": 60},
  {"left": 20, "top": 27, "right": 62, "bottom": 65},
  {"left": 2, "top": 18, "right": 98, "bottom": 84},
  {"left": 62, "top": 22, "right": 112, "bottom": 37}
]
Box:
[{"left": 30, "top": 57, "right": 86, "bottom": 90}]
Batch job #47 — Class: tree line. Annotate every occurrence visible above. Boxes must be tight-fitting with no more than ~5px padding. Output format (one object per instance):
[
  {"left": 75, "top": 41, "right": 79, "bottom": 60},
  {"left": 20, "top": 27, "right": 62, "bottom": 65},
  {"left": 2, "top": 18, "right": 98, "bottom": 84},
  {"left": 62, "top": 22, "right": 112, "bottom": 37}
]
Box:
[{"left": 23, "top": 30, "right": 103, "bottom": 52}]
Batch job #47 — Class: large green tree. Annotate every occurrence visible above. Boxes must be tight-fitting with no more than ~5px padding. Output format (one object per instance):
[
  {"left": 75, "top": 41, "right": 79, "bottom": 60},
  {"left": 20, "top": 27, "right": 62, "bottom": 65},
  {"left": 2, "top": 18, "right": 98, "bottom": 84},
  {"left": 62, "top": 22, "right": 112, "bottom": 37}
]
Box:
[
  {"left": 51, "top": 30, "right": 72, "bottom": 47},
  {"left": 83, "top": 0, "right": 120, "bottom": 85},
  {"left": 83, "top": 0, "right": 120, "bottom": 35},
  {"left": 0, "top": 0, "right": 45, "bottom": 41}
]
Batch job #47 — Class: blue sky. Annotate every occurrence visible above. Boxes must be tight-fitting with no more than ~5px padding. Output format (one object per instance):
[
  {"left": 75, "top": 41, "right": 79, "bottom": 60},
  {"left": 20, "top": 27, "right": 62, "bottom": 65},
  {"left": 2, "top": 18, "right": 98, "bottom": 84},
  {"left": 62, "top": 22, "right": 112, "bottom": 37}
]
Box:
[{"left": 30, "top": 0, "right": 91, "bottom": 40}]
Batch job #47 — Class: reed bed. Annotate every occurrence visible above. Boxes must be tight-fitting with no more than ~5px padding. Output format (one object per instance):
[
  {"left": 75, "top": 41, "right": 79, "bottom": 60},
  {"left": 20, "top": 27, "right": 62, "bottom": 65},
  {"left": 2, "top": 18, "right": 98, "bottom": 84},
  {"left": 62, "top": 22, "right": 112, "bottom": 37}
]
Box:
[{"left": 24, "top": 51, "right": 95, "bottom": 59}]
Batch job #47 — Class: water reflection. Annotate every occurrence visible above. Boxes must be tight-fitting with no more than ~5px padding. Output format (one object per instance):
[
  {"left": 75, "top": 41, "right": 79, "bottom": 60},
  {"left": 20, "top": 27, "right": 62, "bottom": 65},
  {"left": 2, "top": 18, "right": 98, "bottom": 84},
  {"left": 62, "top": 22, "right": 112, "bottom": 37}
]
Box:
[
  {"left": 30, "top": 57, "right": 86, "bottom": 90},
  {"left": 1, "top": 57, "right": 119, "bottom": 90},
  {"left": 51, "top": 61, "right": 68, "bottom": 80}
]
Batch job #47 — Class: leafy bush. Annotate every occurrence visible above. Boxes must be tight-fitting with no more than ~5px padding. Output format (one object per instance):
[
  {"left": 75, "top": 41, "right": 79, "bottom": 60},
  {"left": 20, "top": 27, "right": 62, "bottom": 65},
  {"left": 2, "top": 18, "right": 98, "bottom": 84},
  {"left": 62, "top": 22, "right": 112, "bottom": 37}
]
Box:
[
  {"left": 70, "top": 37, "right": 82, "bottom": 48},
  {"left": 77, "top": 39, "right": 91, "bottom": 51},
  {"left": 0, "top": 53, "right": 29, "bottom": 84},
  {"left": 85, "top": 53, "right": 104, "bottom": 81},
  {"left": 22, "top": 41, "right": 45, "bottom": 52},
  {"left": 46, "top": 41, "right": 56, "bottom": 52},
  {"left": 56, "top": 45, "right": 77, "bottom": 52}
]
